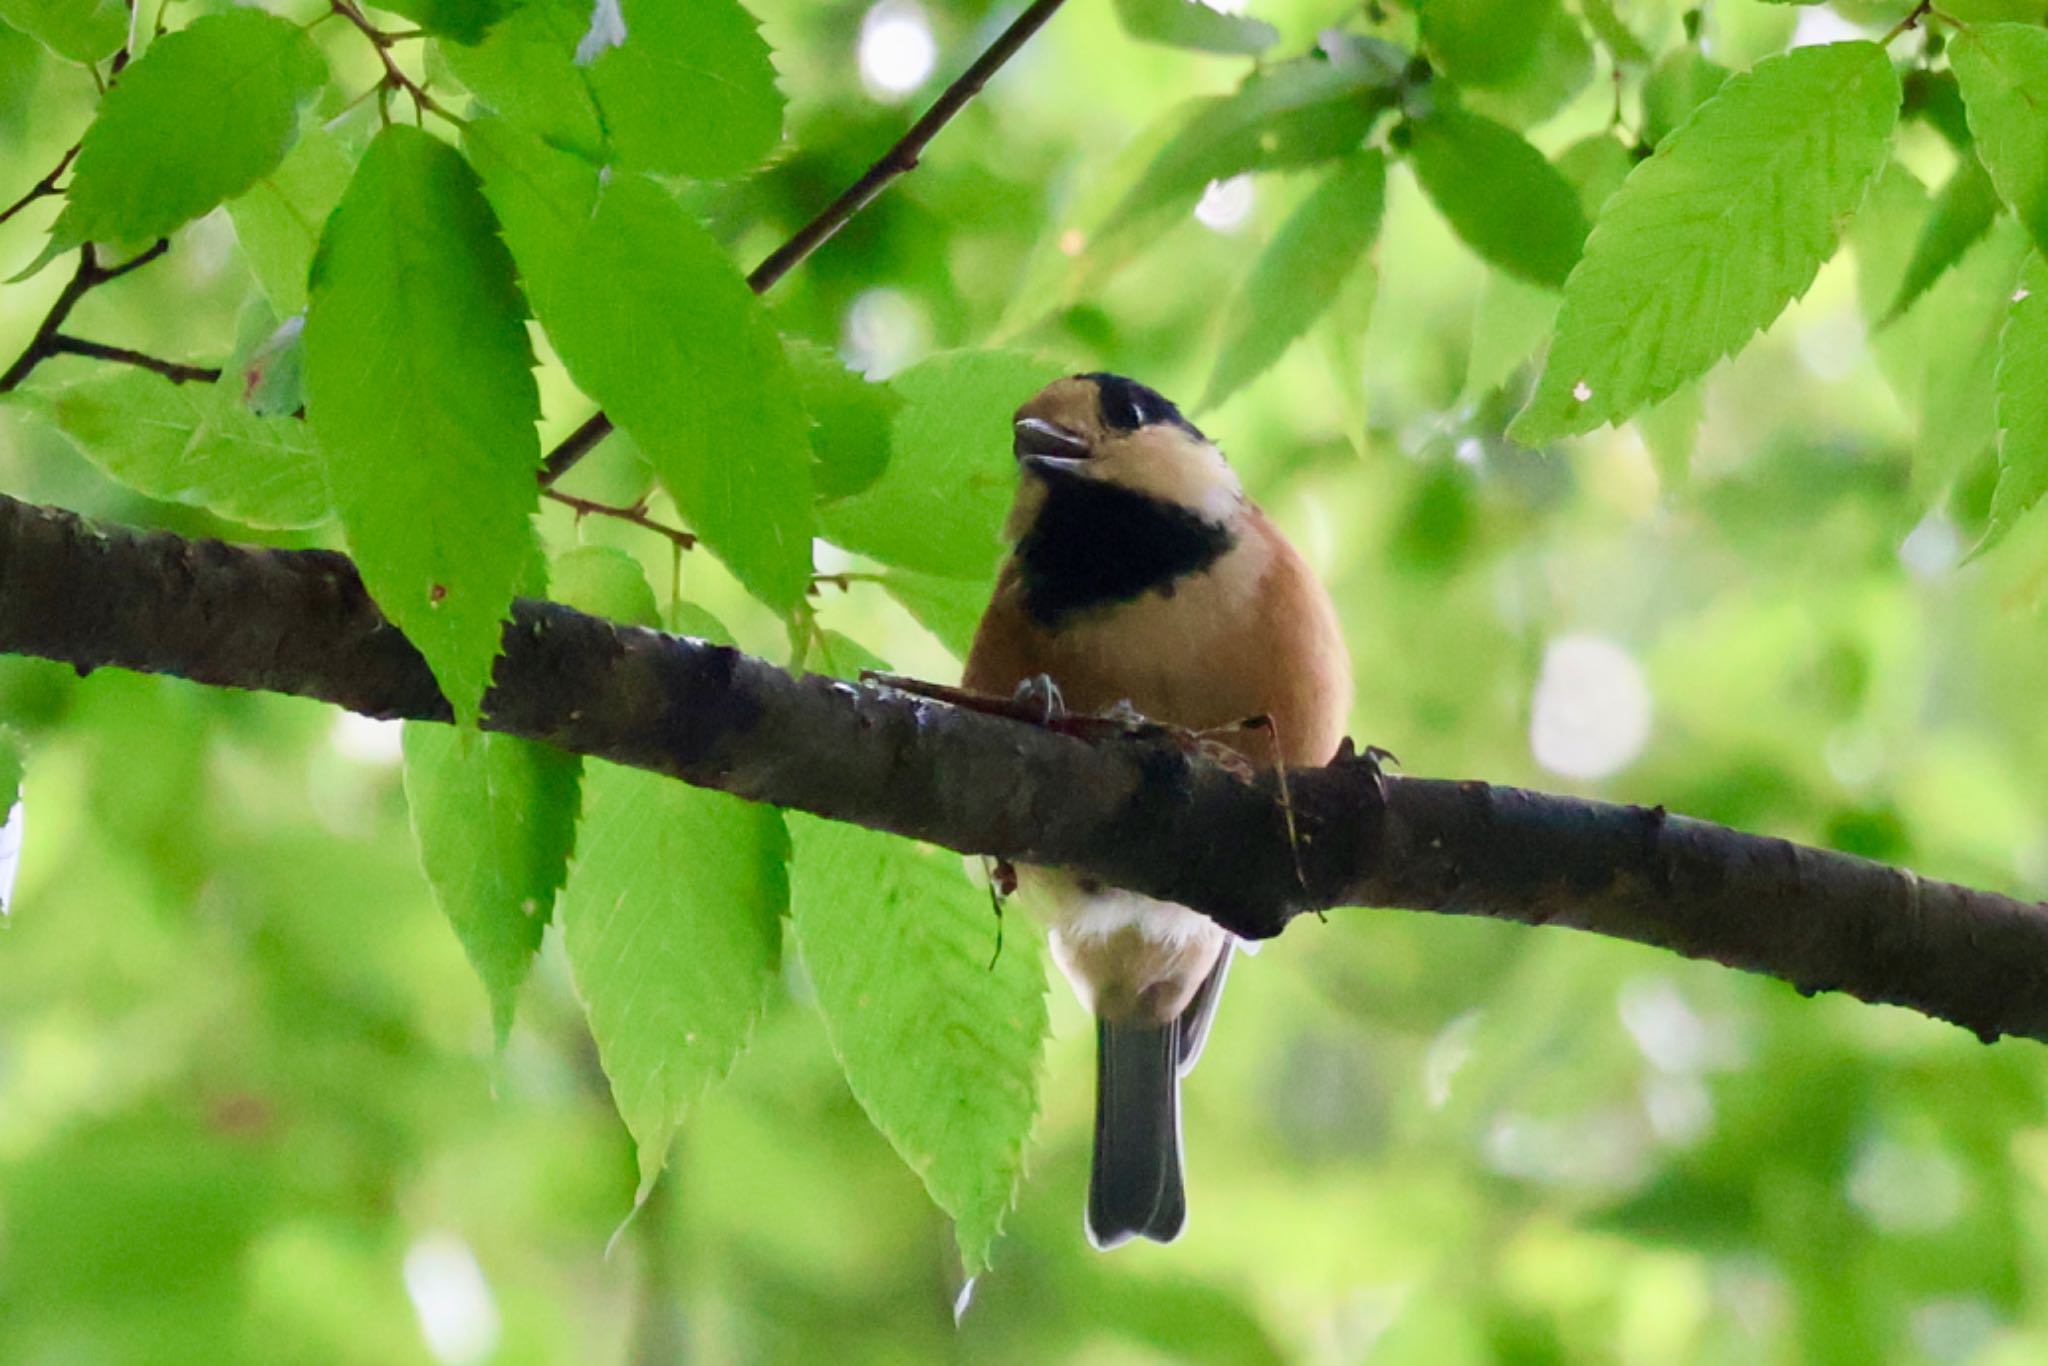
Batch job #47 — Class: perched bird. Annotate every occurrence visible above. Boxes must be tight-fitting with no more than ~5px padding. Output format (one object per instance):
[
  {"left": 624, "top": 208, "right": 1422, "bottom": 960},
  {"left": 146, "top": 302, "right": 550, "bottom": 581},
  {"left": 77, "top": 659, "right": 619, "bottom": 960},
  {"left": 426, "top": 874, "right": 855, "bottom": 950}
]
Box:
[{"left": 963, "top": 373, "right": 1352, "bottom": 1248}]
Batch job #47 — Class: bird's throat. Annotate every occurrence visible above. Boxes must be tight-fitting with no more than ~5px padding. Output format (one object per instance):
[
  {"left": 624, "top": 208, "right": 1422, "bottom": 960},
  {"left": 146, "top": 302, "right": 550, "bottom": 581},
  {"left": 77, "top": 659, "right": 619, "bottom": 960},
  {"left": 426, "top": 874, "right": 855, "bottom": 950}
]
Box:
[{"left": 1015, "top": 472, "right": 1236, "bottom": 629}]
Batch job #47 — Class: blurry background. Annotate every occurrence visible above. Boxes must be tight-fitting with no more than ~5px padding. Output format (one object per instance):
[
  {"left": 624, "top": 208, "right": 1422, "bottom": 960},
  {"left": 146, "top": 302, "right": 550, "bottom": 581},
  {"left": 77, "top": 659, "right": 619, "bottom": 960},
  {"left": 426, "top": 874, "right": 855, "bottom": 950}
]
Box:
[{"left": 5, "top": 0, "right": 2048, "bottom": 1361}]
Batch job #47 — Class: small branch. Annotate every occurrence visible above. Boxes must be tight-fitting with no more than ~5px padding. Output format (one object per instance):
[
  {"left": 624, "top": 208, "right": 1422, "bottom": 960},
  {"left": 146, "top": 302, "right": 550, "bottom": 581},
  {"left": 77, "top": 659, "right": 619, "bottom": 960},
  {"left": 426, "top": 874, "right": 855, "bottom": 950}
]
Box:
[
  {"left": 537, "top": 0, "right": 1072, "bottom": 487},
  {"left": 0, "top": 239, "right": 172, "bottom": 394},
  {"left": 1880, "top": 0, "right": 1934, "bottom": 44},
  {"left": 47, "top": 336, "right": 223, "bottom": 385},
  {"left": 544, "top": 489, "right": 698, "bottom": 551},
  {"left": 809, "top": 571, "right": 888, "bottom": 595},
  {"left": 0, "top": 143, "right": 79, "bottom": 229},
  {"left": 6, "top": 493, "right": 2048, "bottom": 1049},
  {"left": 329, "top": 0, "right": 454, "bottom": 124}
]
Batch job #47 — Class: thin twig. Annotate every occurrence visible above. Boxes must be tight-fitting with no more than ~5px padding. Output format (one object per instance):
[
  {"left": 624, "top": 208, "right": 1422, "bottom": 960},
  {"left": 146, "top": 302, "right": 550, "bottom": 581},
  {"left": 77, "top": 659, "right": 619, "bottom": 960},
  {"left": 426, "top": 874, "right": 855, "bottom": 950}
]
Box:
[
  {"left": 329, "top": 0, "right": 454, "bottom": 123},
  {"left": 0, "top": 143, "right": 80, "bottom": 230},
  {"left": 1880, "top": 0, "right": 1935, "bottom": 44},
  {"left": 48, "top": 336, "right": 223, "bottom": 385},
  {"left": 537, "top": 0, "right": 1072, "bottom": 487},
  {"left": 809, "top": 571, "right": 889, "bottom": 594},
  {"left": 0, "top": 240, "right": 172, "bottom": 393},
  {"left": 543, "top": 489, "right": 699, "bottom": 550}
]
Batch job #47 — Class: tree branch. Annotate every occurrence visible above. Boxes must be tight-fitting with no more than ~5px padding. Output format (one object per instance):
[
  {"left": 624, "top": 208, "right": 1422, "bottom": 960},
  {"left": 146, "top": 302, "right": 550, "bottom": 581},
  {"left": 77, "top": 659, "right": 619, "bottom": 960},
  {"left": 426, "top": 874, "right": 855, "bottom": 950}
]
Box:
[
  {"left": 0, "top": 240, "right": 174, "bottom": 393},
  {"left": 537, "top": 0, "right": 1072, "bottom": 486},
  {"left": 0, "top": 143, "right": 79, "bottom": 229},
  {"left": 47, "top": 335, "right": 222, "bottom": 385},
  {"left": 3, "top": 492, "right": 2046, "bottom": 1046}
]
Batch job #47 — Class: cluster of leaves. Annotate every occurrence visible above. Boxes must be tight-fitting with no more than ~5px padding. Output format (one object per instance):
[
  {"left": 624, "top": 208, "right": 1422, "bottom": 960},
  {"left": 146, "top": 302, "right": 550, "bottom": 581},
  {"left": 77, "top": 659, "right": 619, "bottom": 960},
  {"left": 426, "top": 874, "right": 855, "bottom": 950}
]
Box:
[{"left": 6, "top": 0, "right": 2048, "bottom": 1305}]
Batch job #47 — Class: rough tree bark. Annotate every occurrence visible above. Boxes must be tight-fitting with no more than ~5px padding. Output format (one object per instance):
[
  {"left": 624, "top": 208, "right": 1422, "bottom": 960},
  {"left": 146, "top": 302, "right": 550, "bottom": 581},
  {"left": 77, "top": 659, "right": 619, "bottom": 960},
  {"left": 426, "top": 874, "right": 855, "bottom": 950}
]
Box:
[{"left": 4, "top": 491, "right": 2048, "bottom": 1046}]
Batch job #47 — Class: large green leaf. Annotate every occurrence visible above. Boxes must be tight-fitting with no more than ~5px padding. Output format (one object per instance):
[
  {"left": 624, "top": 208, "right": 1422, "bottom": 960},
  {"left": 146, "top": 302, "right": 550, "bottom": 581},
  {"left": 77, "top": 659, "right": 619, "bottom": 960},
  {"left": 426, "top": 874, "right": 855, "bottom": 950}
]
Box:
[
  {"left": 816, "top": 350, "right": 1064, "bottom": 581},
  {"left": 787, "top": 818, "right": 1047, "bottom": 1274},
  {"left": 1110, "top": 0, "right": 1276, "bottom": 55},
  {"left": 565, "top": 761, "right": 788, "bottom": 1201},
  {"left": 371, "top": 0, "right": 516, "bottom": 45},
  {"left": 25, "top": 369, "right": 327, "bottom": 528},
  {"left": 1105, "top": 50, "right": 1403, "bottom": 234},
  {"left": 1883, "top": 153, "right": 2002, "bottom": 324},
  {"left": 401, "top": 725, "right": 579, "bottom": 1047},
  {"left": 1511, "top": 42, "right": 1898, "bottom": 444},
  {"left": 586, "top": 0, "right": 783, "bottom": 179},
  {"left": 225, "top": 127, "right": 356, "bottom": 318},
  {"left": 0, "top": 0, "right": 123, "bottom": 63},
  {"left": 1906, "top": 219, "right": 2027, "bottom": 496},
  {"left": 1951, "top": 24, "right": 2048, "bottom": 260},
  {"left": 1403, "top": 104, "right": 1587, "bottom": 289},
  {"left": 304, "top": 125, "right": 541, "bottom": 726},
  {"left": 50, "top": 10, "right": 324, "bottom": 250},
  {"left": 1419, "top": 0, "right": 1556, "bottom": 88},
  {"left": 1203, "top": 150, "right": 1386, "bottom": 411},
  {"left": 1983, "top": 254, "right": 2048, "bottom": 547},
  {"left": 469, "top": 121, "right": 815, "bottom": 612},
  {"left": 438, "top": 0, "right": 606, "bottom": 162}
]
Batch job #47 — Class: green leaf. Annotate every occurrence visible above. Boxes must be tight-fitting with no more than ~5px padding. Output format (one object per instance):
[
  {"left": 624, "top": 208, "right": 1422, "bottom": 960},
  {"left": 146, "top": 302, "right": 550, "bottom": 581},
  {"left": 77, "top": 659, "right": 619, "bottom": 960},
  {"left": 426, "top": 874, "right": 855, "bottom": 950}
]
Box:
[
  {"left": 1554, "top": 131, "right": 1635, "bottom": 220},
  {"left": 26, "top": 369, "right": 327, "bottom": 528},
  {"left": 587, "top": 0, "right": 784, "bottom": 179},
  {"left": 1420, "top": 0, "right": 1556, "bottom": 87},
  {"left": 1511, "top": 42, "right": 1899, "bottom": 444},
  {"left": 402, "top": 725, "right": 579, "bottom": 1046},
  {"left": 878, "top": 569, "right": 987, "bottom": 660},
  {"left": 1462, "top": 270, "right": 1558, "bottom": 400},
  {"left": 225, "top": 127, "right": 356, "bottom": 318},
  {"left": 1983, "top": 253, "right": 2048, "bottom": 547},
  {"left": 817, "top": 349, "right": 1065, "bottom": 581},
  {"left": 552, "top": 545, "right": 662, "bottom": 628},
  {"left": 0, "top": 727, "right": 20, "bottom": 813},
  {"left": 1459, "top": 5, "right": 1593, "bottom": 131},
  {"left": 1951, "top": 24, "right": 2048, "bottom": 260},
  {"left": 1883, "top": 154, "right": 2001, "bottom": 324},
  {"left": 1203, "top": 150, "right": 1386, "bottom": 411},
  {"left": 1110, "top": 0, "right": 1276, "bottom": 56},
  {"left": 1641, "top": 48, "right": 1728, "bottom": 148},
  {"left": 438, "top": 0, "right": 605, "bottom": 163},
  {"left": 1579, "top": 0, "right": 1650, "bottom": 67},
  {"left": 370, "top": 0, "right": 516, "bottom": 45},
  {"left": 787, "top": 818, "right": 1046, "bottom": 1274},
  {"left": 811, "top": 629, "right": 890, "bottom": 679},
  {"left": 1637, "top": 380, "right": 1704, "bottom": 492},
  {"left": 1902, "top": 69, "right": 1972, "bottom": 152},
  {"left": 1403, "top": 105, "right": 1587, "bottom": 289},
  {"left": 0, "top": 0, "right": 124, "bottom": 63},
  {"left": 1896, "top": 219, "right": 2027, "bottom": 496},
  {"left": 789, "top": 338, "right": 900, "bottom": 501},
  {"left": 50, "top": 10, "right": 325, "bottom": 250},
  {"left": 468, "top": 122, "right": 815, "bottom": 612},
  {"left": 305, "top": 125, "right": 541, "bottom": 726},
  {"left": 565, "top": 760, "right": 788, "bottom": 1201},
  {"left": 1106, "top": 51, "right": 1403, "bottom": 234}
]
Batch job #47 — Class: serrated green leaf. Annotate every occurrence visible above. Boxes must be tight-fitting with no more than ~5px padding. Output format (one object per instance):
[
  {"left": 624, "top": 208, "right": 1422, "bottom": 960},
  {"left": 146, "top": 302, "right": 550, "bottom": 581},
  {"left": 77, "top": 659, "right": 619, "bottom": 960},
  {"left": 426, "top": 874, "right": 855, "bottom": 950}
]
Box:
[
  {"left": 1404, "top": 105, "right": 1587, "bottom": 289},
  {"left": 552, "top": 545, "right": 661, "bottom": 628},
  {"left": 371, "top": 0, "right": 516, "bottom": 45},
  {"left": 878, "top": 569, "right": 987, "bottom": 660},
  {"left": 0, "top": 0, "right": 123, "bottom": 63},
  {"left": 50, "top": 10, "right": 325, "bottom": 250},
  {"left": 1641, "top": 48, "right": 1728, "bottom": 147},
  {"left": 1982, "top": 253, "right": 2048, "bottom": 548},
  {"left": 1897, "top": 219, "right": 2027, "bottom": 497},
  {"left": 439, "top": 0, "right": 605, "bottom": 162},
  {"left": 1951, "top": 24, "right": 2048, "bottom": 261},
  {"left": 28, "top": 368, "right": 327, "bottom": 528},
  {"left": 225, "top": 127, "right": 355, "bottom": 318},
  {"left": 788, "top": 818, "right": 1046, "bottom": 1274},
  {"left": 789, "top": 338, "right": 900, "bottom": 501},
  {"left": 1204, "top": 151, "right": 1386, "bottom": 411},
  {"left": 588, "top": 0, "right": 783, "bottom": 179},
  {"left": 1111, "top": 0, "right": 1276, "bottom": 55},
  {"left": 469, "top": 121, "right": 815, "bottom": 613},
  {"left": 1105, "top": 52, "right": 1403, "bottom": 234},
  {"left": 1511, "top": 42, "right": 1899, "bottom": 444},
  {"left": 566, "top": 760, "right": 788, "bottom": 1201},
  {"left": 1579, "top": 0, "right": 1649, "bottom": 66},
  {"left": 1884, "top": 153, "right": 2001, "bottom": 324},
  {"left": 817, "top": 350, "right": 1065, "bottom": 581},
  {"left": 402, "top": 725, "right": 579, "bottom": 1046},
  {"left": 1420, "top": 0, "right": 1556, "bottom": 87},
  {"left": 305, "top": 125, "right": 541, "bottom": 726}
]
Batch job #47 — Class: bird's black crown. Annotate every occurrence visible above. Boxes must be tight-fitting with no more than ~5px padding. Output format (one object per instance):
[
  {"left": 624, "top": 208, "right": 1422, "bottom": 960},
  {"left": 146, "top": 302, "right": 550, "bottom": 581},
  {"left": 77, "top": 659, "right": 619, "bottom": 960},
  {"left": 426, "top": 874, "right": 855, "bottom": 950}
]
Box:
[{"left": 1078, "top": 373, "right": 1206, "bottom": 441}]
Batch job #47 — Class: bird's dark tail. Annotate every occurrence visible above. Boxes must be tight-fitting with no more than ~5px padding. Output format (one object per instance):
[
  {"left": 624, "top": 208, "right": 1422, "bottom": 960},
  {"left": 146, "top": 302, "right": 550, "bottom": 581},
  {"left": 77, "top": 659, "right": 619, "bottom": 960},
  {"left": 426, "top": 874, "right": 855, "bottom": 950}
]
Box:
[{"left": 1087, "top": 1018, "right": 1185, "bottom": 1248}]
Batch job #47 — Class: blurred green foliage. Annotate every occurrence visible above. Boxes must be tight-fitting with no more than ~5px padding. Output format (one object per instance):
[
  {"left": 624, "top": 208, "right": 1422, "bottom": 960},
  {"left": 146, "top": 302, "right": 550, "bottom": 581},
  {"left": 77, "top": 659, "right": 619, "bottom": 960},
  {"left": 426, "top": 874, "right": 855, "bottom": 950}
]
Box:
[{"left": 4, "top": 0, "right": 2048, "bottom": 1361}]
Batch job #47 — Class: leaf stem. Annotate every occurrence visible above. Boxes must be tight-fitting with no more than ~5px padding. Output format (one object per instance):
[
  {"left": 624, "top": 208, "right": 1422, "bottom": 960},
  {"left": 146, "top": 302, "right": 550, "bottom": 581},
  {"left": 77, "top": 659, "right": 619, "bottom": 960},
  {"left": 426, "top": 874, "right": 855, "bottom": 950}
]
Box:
[
  {"left": 329, "top": 0, "right": 456, "bottom": 124},
  {"left": 1880, "top": 1, "right": 1935, "bottom": 45},
  {"left": 537, "top": 0, "right": 1073, "bottom": 487}
]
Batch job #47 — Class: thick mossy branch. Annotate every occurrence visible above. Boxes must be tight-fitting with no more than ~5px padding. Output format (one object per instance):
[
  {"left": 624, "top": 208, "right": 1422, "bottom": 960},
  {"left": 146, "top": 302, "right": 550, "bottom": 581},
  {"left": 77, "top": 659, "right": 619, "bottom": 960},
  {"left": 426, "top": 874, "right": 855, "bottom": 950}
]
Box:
[{"left": 4, "top": 492, "right": 2047, "bottom": 1045}]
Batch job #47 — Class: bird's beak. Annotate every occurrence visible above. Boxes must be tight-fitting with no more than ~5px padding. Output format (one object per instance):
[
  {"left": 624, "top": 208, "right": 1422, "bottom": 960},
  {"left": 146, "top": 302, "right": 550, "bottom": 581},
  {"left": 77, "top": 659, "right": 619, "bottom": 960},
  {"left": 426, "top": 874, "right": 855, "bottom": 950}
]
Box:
[{"left": 1014, "top": 417, "right": 1091, "bottom": 474}]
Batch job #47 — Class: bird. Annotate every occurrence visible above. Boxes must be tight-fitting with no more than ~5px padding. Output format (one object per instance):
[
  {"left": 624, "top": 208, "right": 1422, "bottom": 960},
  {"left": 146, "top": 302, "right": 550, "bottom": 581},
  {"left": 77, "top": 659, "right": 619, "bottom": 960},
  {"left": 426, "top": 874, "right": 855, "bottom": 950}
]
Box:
[{"left": 962, "top": 372, "right": 1352, "bottom": 1248}]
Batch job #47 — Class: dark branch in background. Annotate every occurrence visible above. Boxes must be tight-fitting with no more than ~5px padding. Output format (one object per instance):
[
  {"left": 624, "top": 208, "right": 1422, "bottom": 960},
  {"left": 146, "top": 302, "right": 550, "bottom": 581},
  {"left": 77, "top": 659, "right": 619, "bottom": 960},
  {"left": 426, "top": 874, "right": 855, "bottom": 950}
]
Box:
[
  {"left": 537, "top": 0, "right": 1072, "bottom": 486},
  {"left": 6, "top": 491, "right": 2048, "bottom": 1049},
  {"left": 0, "top": 144, "right": 79, "bottom": 229},
  {"left": 0, "top": 240, "right": 183, "bottom": 393},
  {"left": 46, "top": 336, "right": 222, "bottom": 385}
]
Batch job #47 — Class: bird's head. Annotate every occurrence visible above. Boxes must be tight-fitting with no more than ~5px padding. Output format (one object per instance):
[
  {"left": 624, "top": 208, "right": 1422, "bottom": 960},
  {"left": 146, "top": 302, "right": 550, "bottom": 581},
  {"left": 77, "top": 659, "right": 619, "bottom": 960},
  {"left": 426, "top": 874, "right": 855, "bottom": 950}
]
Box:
[{"left": 1004, "top": 374, "right": 1243, "bottom": 541}]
